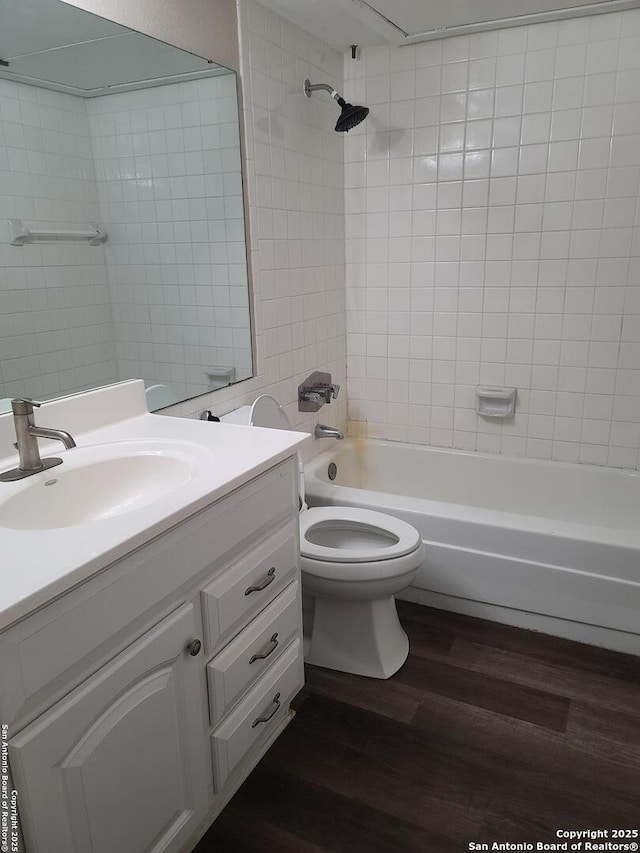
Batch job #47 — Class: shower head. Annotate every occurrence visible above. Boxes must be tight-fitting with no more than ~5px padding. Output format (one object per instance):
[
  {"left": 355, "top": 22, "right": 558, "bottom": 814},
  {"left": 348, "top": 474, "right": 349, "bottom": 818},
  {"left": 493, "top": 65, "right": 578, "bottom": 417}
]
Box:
[
  {"left": 304, "top": 79, "right": 369, "bottom": 133},
  {"left": 334, "top": 97, "right": 369, "bottom": 133}
]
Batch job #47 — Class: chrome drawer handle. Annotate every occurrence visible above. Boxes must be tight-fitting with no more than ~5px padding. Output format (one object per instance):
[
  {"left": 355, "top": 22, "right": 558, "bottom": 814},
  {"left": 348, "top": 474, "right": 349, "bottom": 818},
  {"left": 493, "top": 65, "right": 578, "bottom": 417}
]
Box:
[
  {"left": 251, "top": 692, "right": 281, "bottom": 728},
  {"left": 245, "top": 566, "right": 275, "bottom": 596},
  {"left": 249, "top": 633, "right": 279, "bottom": 665}
]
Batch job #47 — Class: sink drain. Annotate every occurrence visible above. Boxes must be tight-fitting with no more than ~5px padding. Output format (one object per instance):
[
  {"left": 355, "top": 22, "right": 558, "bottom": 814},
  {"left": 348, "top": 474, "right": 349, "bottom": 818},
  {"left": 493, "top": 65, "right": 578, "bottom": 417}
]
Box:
[{"left": 328, "top": 462, "right": 337, "bottom": 481}]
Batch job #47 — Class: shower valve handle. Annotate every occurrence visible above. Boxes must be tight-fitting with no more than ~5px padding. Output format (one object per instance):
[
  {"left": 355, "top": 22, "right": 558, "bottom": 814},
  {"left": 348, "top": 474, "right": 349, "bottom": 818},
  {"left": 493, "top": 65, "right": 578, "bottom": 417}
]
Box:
[{"left": 301, "top": 384, "right": 340, "bottom": 404}]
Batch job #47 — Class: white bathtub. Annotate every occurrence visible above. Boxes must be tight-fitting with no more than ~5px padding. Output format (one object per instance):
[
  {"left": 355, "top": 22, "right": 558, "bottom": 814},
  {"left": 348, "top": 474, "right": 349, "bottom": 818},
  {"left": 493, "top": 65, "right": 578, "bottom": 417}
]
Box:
[{"left": 305, "top": 439, "right": 640, "bottom": 655}]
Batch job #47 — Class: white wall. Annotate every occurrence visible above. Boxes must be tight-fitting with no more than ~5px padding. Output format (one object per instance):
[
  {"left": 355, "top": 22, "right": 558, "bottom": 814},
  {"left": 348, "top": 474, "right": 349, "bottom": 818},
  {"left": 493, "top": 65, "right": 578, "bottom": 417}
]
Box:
[
  {"left": 88, "top": 74, "right": 251, "bottom": 404},
  {"left": 163, "top": 0, "right": 347, "bottom": 446},
  {"left": 0, "top": 79, "right": 117, "bottom": 401},
  {"left": 345, "top": 9, "right": 640, "bottom": 469}
]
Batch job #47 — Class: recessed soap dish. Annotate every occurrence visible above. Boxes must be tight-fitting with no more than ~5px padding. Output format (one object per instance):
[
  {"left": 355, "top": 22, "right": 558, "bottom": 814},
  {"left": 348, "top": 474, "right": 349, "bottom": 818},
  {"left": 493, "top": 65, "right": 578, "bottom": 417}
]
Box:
[{"left": 476, "top": 386, "right": 517, "bottom": 418}]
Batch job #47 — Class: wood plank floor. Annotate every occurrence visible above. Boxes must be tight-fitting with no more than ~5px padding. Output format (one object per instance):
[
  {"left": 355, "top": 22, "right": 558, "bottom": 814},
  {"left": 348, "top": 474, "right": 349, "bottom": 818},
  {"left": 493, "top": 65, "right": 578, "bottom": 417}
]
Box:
[{"left": 195, "top": 602, "right": 640, "bottom": 852}]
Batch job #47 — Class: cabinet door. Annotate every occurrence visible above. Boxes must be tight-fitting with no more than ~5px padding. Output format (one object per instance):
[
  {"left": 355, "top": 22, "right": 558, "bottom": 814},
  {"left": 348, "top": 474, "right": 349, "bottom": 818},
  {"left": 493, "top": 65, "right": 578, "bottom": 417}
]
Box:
[{"left": 10, "top": 604, "right": 211, "bottom": 853}]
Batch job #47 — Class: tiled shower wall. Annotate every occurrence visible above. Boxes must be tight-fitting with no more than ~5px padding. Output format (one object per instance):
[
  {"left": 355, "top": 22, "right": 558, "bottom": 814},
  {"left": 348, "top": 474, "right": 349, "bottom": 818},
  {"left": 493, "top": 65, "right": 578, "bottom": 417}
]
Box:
[
  {"left": 345, "top": 9, "right": 640, "bottom": 469},
  {"left": 241, "top": 0, "right": 347, "bottom": 434},
  {"left": 0, "top": 80, "right": 117, "bottom": 401},
  {"left": 87, "top": 75, "right": 252, "bottom": 404},
  {"left": 164, "top": 0, "right": 347, "bottom": 442}
]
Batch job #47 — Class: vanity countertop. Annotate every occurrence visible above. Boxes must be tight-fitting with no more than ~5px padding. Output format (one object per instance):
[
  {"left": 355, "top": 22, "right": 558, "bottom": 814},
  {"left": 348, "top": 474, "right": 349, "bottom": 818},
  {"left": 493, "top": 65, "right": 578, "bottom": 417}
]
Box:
[{"left": 0, "top": 381, "right": 309, "bottom": 630}]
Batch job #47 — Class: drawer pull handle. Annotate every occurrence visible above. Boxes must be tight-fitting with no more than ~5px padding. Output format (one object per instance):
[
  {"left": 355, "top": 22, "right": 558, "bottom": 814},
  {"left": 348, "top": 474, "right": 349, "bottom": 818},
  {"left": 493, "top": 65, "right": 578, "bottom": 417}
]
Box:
[
  {"left": 245, "top": 566, "right": 276, "bottom": 596},
  {"left": 251, "top": 692, "right": 281, "bottom": 728},
  {"left": 249, "top": 633, "right": 279, "bottom": 665}
]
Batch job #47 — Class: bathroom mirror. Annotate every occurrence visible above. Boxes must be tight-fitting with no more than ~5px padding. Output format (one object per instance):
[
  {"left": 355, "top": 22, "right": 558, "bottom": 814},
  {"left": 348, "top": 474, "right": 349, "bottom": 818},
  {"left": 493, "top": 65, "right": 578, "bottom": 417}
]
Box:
[{"left": 0, "top": 0, "right": 253, "bottom": 412}]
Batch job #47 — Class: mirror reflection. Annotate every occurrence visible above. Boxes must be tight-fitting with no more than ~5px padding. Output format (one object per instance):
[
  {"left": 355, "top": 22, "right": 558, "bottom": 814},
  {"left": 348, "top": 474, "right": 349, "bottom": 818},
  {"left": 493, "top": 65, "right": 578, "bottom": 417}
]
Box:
[{"left": 0, "top": 0, "right": 252, "bottom": 412}]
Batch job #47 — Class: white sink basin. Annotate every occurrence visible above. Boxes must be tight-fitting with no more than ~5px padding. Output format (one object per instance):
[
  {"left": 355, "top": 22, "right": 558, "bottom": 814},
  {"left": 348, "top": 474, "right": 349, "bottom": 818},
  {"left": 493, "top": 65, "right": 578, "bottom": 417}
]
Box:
[
  {"left": 0, "top": 441, "right": 198, "bottom": 530},
  {"left": 0, "top": 379, "right": 311, "bottom": 631}
]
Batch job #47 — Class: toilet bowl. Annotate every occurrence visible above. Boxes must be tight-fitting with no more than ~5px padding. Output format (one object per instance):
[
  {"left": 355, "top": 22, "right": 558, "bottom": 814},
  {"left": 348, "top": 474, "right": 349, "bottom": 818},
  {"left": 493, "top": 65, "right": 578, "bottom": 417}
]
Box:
[
  {"left": 221, "top": 395, "right": 424, "bottom": 679},
  {"left": 300, "top": 505, "right": 422, "bottom": 678}
]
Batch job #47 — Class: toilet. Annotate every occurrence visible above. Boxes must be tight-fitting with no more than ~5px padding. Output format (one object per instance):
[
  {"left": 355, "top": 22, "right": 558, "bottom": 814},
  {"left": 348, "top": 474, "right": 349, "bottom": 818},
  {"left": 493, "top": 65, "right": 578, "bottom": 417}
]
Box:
[
  {"left": 222, "top": 395, "right": 424, "bottom": 679},
  {"left": 145, "top": 383, "right": 178, "bottom": 411}
]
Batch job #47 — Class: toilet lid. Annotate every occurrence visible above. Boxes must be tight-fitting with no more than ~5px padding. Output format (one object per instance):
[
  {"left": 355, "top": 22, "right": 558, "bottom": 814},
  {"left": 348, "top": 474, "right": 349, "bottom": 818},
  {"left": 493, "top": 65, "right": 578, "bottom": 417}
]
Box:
[
  {"left": 300, "top": 506, "right": 421, "bottom": 563},
  {"left": 246, "top": 395, "right": 309, "bottom": 507},
  {"left": 249, "top": 395, "right": 291, "bottom": 430},
  {"left": 145, "top": 384, "right": 177, "bottom": 410}
]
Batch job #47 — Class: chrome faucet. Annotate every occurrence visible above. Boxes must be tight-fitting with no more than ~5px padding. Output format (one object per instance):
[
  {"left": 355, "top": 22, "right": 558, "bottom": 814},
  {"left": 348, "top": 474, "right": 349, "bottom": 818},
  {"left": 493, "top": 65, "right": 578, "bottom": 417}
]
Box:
[
  {"left": 300, "top": 383, "right": 341, "bottom": 405},
  {"left": 298, "top": 371, "right": 341, "bottom": 412},
  {"left": 314, "top": 424, "right": 344, "bottom": 440},
  {"left": 0, "top": 398, "right": 76, "bottom": 482}
]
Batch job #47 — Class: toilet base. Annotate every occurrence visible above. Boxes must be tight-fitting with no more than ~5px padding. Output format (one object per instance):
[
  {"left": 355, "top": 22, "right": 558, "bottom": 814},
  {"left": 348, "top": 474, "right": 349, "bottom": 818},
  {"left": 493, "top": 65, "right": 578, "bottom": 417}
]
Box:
[{"left": 306, "top": 595, "right": 409, "bottom": 679}]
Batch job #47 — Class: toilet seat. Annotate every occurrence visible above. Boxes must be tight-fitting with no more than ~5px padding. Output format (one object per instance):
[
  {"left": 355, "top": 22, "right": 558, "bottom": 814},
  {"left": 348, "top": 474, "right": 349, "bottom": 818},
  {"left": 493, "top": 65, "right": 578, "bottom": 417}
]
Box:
[{"left": 300, "top": 506, "right": 421, "bottom": 565}]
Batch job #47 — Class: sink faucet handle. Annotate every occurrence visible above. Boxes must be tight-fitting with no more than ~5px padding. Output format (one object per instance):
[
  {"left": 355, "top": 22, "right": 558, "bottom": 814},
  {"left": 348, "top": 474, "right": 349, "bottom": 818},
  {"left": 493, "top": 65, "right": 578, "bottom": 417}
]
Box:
[{"left": 11, "top": 397, "right": 41, "bottom": 415}]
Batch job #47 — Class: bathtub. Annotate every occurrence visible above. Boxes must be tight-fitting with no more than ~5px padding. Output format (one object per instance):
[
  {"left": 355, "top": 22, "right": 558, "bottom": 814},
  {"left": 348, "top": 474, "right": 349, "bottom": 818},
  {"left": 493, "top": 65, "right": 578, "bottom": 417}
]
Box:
[{"left": 304, "top": 438, "right": 640, "bottom": 655}]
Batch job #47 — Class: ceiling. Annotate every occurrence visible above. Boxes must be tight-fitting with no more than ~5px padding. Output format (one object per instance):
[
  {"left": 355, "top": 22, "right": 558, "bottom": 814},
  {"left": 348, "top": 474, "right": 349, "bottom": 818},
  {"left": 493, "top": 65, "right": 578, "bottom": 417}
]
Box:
[
  {"left": 0, "top": 0, "right": 225, "bottom": 97},
  {"left": 257, "top": 0, "right": 640, "bottom": 49}
]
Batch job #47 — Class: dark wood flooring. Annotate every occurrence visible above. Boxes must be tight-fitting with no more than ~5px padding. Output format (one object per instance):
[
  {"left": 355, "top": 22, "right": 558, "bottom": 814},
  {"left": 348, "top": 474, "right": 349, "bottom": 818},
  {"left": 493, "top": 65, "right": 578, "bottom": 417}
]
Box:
[{"left": 195, "top": 601, "right": 640, "bottom": 852}]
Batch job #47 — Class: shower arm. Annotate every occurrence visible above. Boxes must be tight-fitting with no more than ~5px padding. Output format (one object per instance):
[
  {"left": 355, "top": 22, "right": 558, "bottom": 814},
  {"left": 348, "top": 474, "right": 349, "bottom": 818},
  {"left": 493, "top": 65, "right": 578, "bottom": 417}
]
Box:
[{"left": 304, "top": 79, "right": 343, "bottom": 103}]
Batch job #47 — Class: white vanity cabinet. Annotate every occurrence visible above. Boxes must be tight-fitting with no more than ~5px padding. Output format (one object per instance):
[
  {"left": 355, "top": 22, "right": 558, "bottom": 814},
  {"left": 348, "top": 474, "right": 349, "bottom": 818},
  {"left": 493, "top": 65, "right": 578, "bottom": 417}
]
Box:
[
  {"left": 9, "top": 604, "right": 210, "bottom": 853},
  {"left": 0, "top": 455, "right": 304, "bottom": 853}
]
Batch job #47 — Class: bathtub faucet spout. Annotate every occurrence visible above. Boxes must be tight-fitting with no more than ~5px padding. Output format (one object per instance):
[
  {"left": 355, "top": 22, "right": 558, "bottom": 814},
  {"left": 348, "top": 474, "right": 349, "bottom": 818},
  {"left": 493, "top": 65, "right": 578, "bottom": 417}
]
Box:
[{"left": 315, "top": 423, "right": 344, "bottom": 440}]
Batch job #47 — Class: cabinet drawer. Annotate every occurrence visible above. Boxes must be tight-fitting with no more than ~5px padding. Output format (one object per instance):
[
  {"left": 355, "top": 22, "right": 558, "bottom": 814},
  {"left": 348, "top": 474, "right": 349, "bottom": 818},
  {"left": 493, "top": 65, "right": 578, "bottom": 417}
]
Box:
[
  {"left": 207, "top": 580, "right": 301, "bottom": 726},
  {"left": 201, "top": 522, "right": 299, "bottom": 655},
  {"left": 210, "top": 639, "right": 303, "bottom": 791}
]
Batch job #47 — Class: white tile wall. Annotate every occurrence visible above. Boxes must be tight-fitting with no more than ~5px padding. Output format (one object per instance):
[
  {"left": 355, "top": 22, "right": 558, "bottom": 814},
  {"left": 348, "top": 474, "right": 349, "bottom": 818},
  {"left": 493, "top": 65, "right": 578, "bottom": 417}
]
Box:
[
  {"left": 0, "top": 80, "right": 117, "bottom": 401},
  {"left": 345, "top": 9, "right": 640, "bottom": 469},
  {"left": 163, "top": 0, "right": 347, "bottom": 446},
  {"left": 87, "top": 76, "right": 252, "bottom": 404}
]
